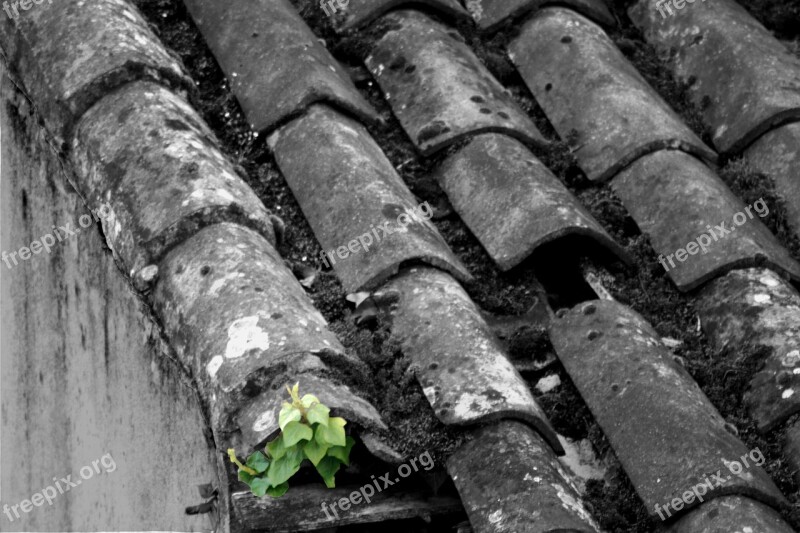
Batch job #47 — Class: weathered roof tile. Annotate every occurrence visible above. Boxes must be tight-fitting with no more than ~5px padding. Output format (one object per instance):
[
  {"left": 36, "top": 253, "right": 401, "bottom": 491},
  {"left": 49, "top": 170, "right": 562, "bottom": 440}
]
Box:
[
  {"left": 629, "top": 0, "right": 800, "bottom": 154},
  {"left": 509, "top": 7, "right": 716, "bottom": 182},
  {"left": 153, "top": 223, "right": 364, "bottom": 434},
  {"left": 448, "top": 421, "right": 600, "bottom": 532},
  {"left": 549, "top": 300, "right": 786, "bottom": 517},
  {"left": 465, "top": 0, "right": 615, "bottom": 33},
  {"left": 330, "top": 0, "right": 469, "bottom": 32},
  {"left": 269, "top": 104, "right": 470, "bottom": 292},
  {"left": 696, "top": 268, "right": 800, "bottom": 432},
  {"left": 366, "top": 10, "right": 547, "bottom": 155},
  {"left": 668, "top": 495, "right": 795, "bottom": 533},
  {"left": 70, "top": 81, "right": 277, "bottom": 277},
  {"left": 182, "top": 0, "right": 380, "bottom": 133},
  {"left": 377, "top": 267, "right": 562, "bottom": 453},
  {"left": 0, "top": 0, "right": 191, "bottom": 144},
  {"left": 744, "top": 122, "right": 800, "bottom": 235},
  {"left": 433, "top": 133, "right": 630, "bottom": 270},
  {"left": 610, "top": 150, "right": 800, "bottom": 291}
]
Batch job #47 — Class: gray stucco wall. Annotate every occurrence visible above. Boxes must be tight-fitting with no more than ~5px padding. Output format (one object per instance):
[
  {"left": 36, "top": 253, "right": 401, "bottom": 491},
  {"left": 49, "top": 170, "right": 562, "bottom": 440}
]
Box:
[{"left": 0, "top": 59, "right": 220, "bottom": 532}]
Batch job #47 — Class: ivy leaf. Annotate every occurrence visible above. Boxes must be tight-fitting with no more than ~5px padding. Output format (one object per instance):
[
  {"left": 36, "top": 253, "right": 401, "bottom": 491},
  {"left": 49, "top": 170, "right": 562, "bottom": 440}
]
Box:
[
  {"left": 315, "top": 456, "right": 341, "bottom": 488},
  {"left": 268, "top": 445, "right": 304, "bottom": 485},
  {"left": 266, "top": 482, "right": 289, "bottom": 498},
  {"left": 326, "top": 436, "right": 356, "bottom": 466},
  {"left": 238, "top": 470, "right": 254, "bottom": 484},
  {"left": 246, "top": 451, "right": 270, "bottom": 474},
  {"left": 286, "top": 382, "right": 301, "bottom": 403},
  {"left": 267, "top": 434, "right": 287, "bottom": 460},
  {"left": 306, "top": 402, "right": 330, "bottom": 427},
  {"left": 300, "top": 393, "right": 320, "bottom": 410},
  {"left": 228, "top": 448, "right": 257, "bottom": 475},
  {"left": 279, "top": 403, "right": 302, "bottom": 431},
  {"left": 283, "top": 421, "right": 313, "bottom": 446},
  {"left": 316, "top": 416, "right": 347, "bottom": 447},
  {"left": 249, "top": 476, "right": 271, "bottom": 497},
  {"left": 303, "top": 437, "right": 329, "bottom": 466}
]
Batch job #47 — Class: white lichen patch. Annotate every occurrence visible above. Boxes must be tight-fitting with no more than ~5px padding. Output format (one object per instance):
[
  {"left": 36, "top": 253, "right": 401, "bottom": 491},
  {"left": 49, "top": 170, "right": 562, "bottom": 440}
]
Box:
[
  {"left": 465, "top": 0, "right": 483, "bottom": 21},
  {"left": 535, "top": 374, "right": 561, "bottom": 393},
  {"left": 753, "top": 293, "right": 771, "bottom": 304},
  {"left": 253, "top": 409, "right": 277, "bottom": 433},
  {"left": 783, "top": 389, "right": 795, "bottom": 399},
  {"left": 551, "top": 482, "right": 598, "bottom": 528},
  {"left": 224, "top": 316, "right": 270, "bottom": 359},
  {"left": 760, "top": 274, "right": 779, "bottom": 287},
  {"left": 206, "top": 355, "right": 224, "bottom": 378},
  {"left": 783, "top": 350, "right": 800, "bottom": 367}
]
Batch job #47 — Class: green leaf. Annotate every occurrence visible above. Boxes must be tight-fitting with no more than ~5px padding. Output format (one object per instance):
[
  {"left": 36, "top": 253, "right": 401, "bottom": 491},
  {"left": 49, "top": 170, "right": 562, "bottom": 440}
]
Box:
[
  {"left": 266, "top": 482, "right": 289, "bottom": 498},
  {"left": 249, "top": 476, "right": 271, "bottom": 497},
  {"left": 246, "top": 451, "right": 270, "bottom": 474},
  {"left": 316, "top": 416, "right": 347, "bottom": 447},
  {"left": 267, "top": 435, "right": 287, "bottom": 460},
  {"left": 283, "top": 421, "right": 313, "bottom": 446},
  {"left": 315, "top": 456, "right": 341, "bottom": 488},
  {"left": 267, "top": 445, "right": 304, "bottom": 485},
  {"left": 326, "top": 436, "right": 356, "bottom": 466},
  {"left": 300, "top": 393, "right": 320, "bottom": 409},
  {"left": 238, "top": 470, "right": 254, "bottom": 484},
  {"left": 279, "top": 403, "right": 302, "bottom": 430},
  {"left": 303, "top": 437, "right": 329, "bottom": 466},
  {"left": 306, "top": 402, "right": 330, "bottom": 427}
]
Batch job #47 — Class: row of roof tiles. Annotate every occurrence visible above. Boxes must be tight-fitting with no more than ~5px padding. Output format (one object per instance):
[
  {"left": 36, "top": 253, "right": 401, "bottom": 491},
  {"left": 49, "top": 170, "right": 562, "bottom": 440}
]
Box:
[{"left": 4, "top": 0, "right": 800, "bottom": 530}]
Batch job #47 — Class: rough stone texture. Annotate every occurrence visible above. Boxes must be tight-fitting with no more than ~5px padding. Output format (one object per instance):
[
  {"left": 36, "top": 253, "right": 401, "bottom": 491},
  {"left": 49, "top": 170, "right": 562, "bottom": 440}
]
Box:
[
  {"left": 629, "top": 0, "right": 800, "bottom": 155},
  {"left": 269, "top": 104, "right": 470, "bottom": 292},
  {"left": 610, "top": 150, "right": 800, "bottom": 291},
  {"left": 433, "top": 133, "right": 629, "bottom": 270},
  {"left": 0, "top": 62, "right": 218, "bottom": 532},
  {"left": 153, "top": 222, "right": 365, "bottom": 439},
  {"left": 235, "top": 372, "right": 388, "bottom": 453},
  {"left": 696, "top": 268, "right": 800, "bottom": 432},
  {"left": 783, "top": 419, "right": 800, "bottom": 485},
  {"left": 744, "top": 122, "right": 800, "bottom": 235},
  {"left": 447, "top": 421, "right": 600, "bottom": 532},
  {"left": 330, "top": 0, "right": 469, "bottom": 32},
  {"left": 365, "top": 10, "right": 547, "bottom": 155},
  {"left": 549, "top": 300, "right": 786, "bottom": 517},
  {"left": 509, "top": 7, "right": 716, "bottom": 182},
  {"left": 465, "top": 0, "right": 614, "bottom": 33},
  {"left": 668, "top": 496, "right": 795, "bottom": 533},
  {"left": 70, "top": 81, "right": 277, "bottom": 279},
  {"left": 0, "top": 0, "right": 190, "bottom": 146},
  {"left": 182, "top": 0, "right": 379, "bottom": 133},
  {"left": 233, "top": 486, "right": 463, "bottom": 531},
  {"left": 377, "top": 267, "right": 562, "bottom": 454}
]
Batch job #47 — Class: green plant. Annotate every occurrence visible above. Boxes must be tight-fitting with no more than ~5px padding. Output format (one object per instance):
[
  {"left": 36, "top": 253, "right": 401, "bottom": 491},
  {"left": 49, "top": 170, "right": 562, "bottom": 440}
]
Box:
[{"left": 228, "top": 383, "right": 355, "bottom": 497}]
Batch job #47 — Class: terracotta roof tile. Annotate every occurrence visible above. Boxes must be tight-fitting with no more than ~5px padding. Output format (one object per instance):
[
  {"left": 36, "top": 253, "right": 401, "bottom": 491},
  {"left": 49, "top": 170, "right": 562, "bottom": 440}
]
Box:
[
  {"left": 0, "top": 0, "right": 191, "bottom": 145},
  {"left": 448, "top": 421, "right": 601, "bottom": 532},
  {"left": 366, "top": 10, "right": 548, "bottom": 155},
  {"left": 183, "top": 0, "right": 381, "bottom": 133},
  {"left": 269, "top": 103, "right": 470, "bottom": 292},
  {"left": 509, "top": 7, "right": 716, "bottom": 182},
  {"left": 629, "top": 0, "right": 800, "bottom": 154},
  {"left": 377, "top": 267, "right": 562, "bottom": 453},
  {"left": 329, "top": 0, "right": 470, "bottom": 32},
  {"left": 70, "top": 81, "right": 278, "bottom": 277},
  {"left": 610, "top": 150, "right": 800, "bottom": 291},
  {"left": 549, "top": 300, "right": 786, "bottom": 516},
  {"left": 433, "top": 133, "right": 630, "bottom": 270},
  {"left": 465, "top": 0, "right": 614, "bottom": 33}
]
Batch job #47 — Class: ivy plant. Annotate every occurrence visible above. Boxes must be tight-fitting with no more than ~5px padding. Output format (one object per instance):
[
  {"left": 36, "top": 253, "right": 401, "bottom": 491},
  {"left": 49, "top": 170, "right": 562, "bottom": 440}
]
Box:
[{"left": 228, "top": 383, "right": 355, "bottom": 498}]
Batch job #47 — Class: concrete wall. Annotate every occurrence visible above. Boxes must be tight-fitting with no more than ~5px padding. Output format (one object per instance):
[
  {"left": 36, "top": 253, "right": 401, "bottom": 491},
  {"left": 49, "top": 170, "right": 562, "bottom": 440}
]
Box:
[{"left": 0, "top": 59, "right": 219, "bottom": 531}]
